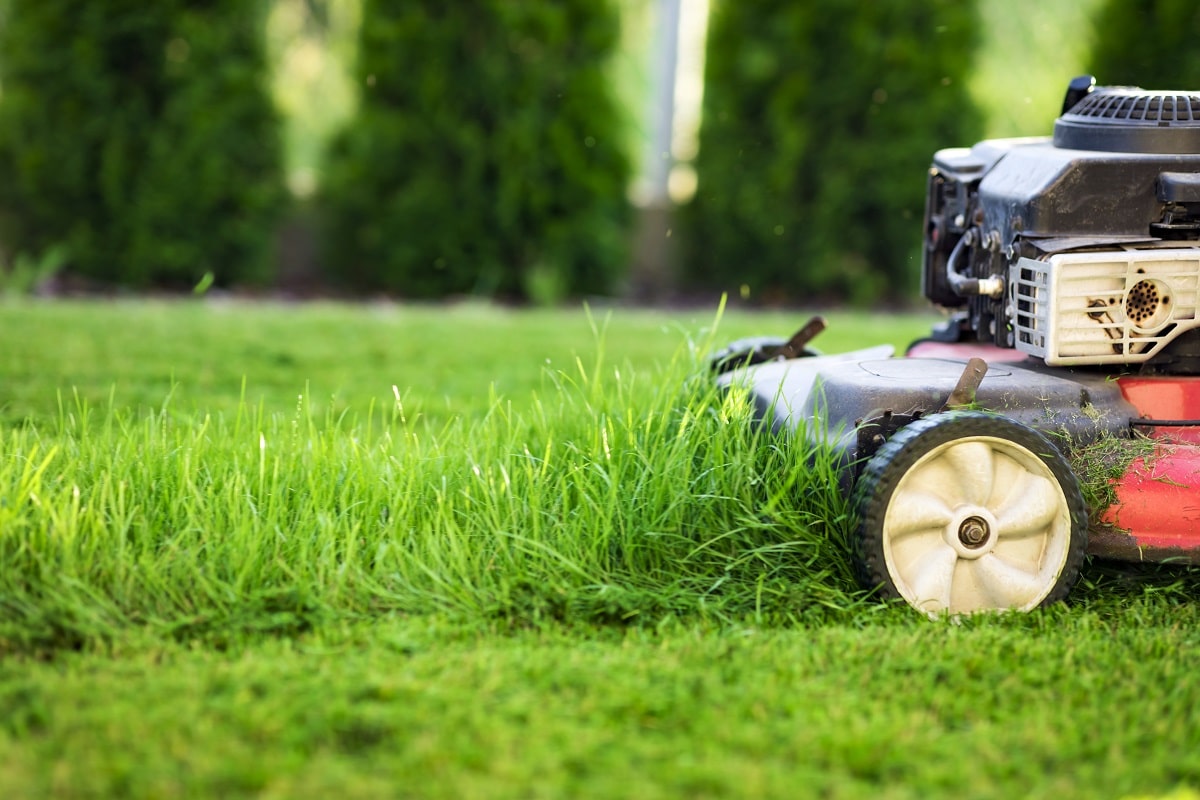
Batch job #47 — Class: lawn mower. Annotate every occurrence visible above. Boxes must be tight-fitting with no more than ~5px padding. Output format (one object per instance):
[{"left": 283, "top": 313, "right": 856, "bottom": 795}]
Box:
[{"left": 715, "top": 76, "right": 1200, "bottom": 616}]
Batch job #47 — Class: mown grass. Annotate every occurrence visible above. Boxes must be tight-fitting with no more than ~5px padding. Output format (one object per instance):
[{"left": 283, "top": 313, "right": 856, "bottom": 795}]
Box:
[
  {"left": 2, "top": 299, "right": 1199, "bottom": 798},
  {"left": 3, "top": 610, "right": 1199, "bottom": 799},
  {"left": 0, "top": 299, "right": 932, "bottom": 426}
]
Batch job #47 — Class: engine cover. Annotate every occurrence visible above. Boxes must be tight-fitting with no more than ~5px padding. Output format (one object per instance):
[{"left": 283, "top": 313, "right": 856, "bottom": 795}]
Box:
[{"left": 921, "top": 78, "right": 1200, "bottom": 367}]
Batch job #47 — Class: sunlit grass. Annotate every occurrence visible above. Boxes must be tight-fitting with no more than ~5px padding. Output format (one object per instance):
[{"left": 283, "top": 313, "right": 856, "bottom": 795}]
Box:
[
  {"left": 2, "top": 299, "right": 1199, "bottom": 798},
  {"left": 0, "top": 310, "right": 863, "bottom": 652}
]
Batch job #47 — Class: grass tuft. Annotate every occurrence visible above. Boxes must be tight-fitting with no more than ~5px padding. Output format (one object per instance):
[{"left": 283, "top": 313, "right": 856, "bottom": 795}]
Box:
[{"left": 0, "top": 330, "right": 864, "bottom": 654}]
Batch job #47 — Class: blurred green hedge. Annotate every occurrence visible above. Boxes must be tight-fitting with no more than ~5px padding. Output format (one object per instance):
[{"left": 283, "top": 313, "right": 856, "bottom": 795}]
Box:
[
  {"left": 0, "top": 1, "right": 285, "bottom": 288},
  {"left": 320, "top": 0, "right": 631, "bottom": 302},
  {"left": 1090, "top": 0, "right": 1200, "bottom": 88},
  {"left": 686, "top": 0, "right": 982, "bottom": 305}
]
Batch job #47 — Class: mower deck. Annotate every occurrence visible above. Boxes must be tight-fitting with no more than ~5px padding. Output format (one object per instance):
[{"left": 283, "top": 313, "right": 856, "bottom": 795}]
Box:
[{"left": 718, "top": 344, "right": 1200, "bottom": 565}]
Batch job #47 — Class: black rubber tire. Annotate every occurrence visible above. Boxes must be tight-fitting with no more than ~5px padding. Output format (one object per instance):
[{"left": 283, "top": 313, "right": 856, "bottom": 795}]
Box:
[{"left": 851, "top": 411, "right": 1088, "bottom": 615}]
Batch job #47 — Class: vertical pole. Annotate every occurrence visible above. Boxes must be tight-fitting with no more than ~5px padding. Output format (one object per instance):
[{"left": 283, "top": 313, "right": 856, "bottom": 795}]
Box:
[
  {"left": 629, "top": 0, "right": 682, "bottom": 301},
  {"left": 643, "top": 0, "right": 681, "bottom": 205}
]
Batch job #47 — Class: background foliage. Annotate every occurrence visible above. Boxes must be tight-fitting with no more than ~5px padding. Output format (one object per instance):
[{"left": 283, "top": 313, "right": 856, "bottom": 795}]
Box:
[
  {"left": 967, "top": 0, "right": 1103, "bottom": 138},
  {"left": 0, "top": 0, "right": 284, "bottom": 288},
  {"left": 4, "top": 1, "right": 1197, "bottom": 302},
  {"left": 319, "top": 0, "right": 631, "bottom": 303},
  {"left": 1089, "top": 0, "right": 1200, "bottom": 88},
  {"left": 684, "top": 0, "right": 982, "bottom": 305}
]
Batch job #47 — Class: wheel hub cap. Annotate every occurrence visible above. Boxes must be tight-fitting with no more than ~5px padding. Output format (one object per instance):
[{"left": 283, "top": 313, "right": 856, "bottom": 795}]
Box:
[
  {"left": 945, "top": 507, "right": 999, "bottom": 560},
  {"left": 958, "top": 516, "right": 990, "bottom": 549}
]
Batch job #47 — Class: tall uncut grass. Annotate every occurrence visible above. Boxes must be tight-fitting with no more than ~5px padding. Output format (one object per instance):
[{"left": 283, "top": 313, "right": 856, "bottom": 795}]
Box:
[{"left": 0, "top": 324, "right": 862, "bottom": 652}]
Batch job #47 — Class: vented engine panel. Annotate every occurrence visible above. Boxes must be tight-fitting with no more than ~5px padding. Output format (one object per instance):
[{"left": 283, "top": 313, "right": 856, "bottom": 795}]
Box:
[{"left": 1012, "top": 249, "right": 1200, "bottom": 365}]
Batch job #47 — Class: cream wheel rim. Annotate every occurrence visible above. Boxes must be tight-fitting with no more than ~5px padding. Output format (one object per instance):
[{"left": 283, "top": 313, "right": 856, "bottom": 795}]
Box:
[{"left": 881, "top": 435, "right": 1072, "bottom": 616}]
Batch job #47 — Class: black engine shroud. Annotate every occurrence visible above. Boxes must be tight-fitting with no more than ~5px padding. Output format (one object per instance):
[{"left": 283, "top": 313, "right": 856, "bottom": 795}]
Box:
[{"left": 923, "top": 76, "right": 1200, "bottom": 358}]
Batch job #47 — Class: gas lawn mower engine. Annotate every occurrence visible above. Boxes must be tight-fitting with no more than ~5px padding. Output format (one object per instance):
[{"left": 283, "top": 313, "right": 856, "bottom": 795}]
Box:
[
  {"left": 715, "top": 77, "right": 1200, "bottom": 619},
  {"left": 925, "top": 75, "right": 1200, "bottom": 368}
]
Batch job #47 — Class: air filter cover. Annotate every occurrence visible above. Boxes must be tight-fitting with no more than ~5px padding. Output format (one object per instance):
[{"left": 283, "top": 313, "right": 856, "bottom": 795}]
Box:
[{"left": 1054, "top": 87, "right": 1200, "bottom": 153}]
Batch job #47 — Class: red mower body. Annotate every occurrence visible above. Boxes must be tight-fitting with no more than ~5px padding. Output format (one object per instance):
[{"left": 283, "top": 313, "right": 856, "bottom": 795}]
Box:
[
  {"left": 1093, "top": 376, "right": 1200, "bottom": 562},
  {"left": 905, "top": 342, "right": 1200, "bottom": 564}
]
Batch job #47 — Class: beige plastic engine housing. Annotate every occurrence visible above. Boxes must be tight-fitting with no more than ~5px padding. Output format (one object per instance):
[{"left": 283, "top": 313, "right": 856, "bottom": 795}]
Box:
[{"left": 1011, "top": 248, "right": 1200, "bottom": 365}]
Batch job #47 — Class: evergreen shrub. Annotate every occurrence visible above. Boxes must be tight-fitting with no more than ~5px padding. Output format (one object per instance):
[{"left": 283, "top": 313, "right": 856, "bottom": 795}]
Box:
[
  {"left": 0, "top": 1, "right": 284, "bottom": 288},
  {"left": 1089, "top": 0, "right": 1200, "bottom": 89},
  {"left": 320, "top": 1, "right": 631, "bottom": 301},
  {"left": 686, "top": 0, "right": 982, "bottom": 304}
]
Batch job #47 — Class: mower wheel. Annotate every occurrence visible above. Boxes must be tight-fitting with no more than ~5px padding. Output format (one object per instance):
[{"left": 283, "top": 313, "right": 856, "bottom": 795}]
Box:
[{"left": 852, "top": 411, "right": 1087, "bottom": 617}]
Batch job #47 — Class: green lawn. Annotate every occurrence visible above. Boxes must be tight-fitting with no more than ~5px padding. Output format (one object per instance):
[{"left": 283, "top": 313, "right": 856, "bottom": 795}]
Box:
[
  {"left": 0, "top": 299, "right": 933, "bottom": 425},
  {"left": 1, "top": 299, "right": 1199, "bottom": 799}
]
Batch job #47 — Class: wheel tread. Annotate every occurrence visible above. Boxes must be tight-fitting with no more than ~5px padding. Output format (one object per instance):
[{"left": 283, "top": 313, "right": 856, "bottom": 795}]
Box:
[{"left": 850, "top": 411, "right": 1088, "bottom": 612}]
